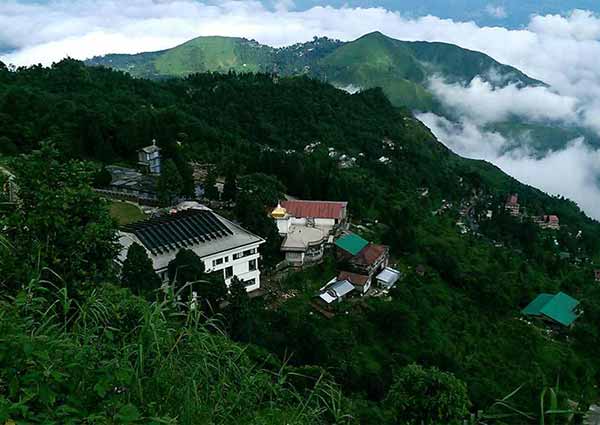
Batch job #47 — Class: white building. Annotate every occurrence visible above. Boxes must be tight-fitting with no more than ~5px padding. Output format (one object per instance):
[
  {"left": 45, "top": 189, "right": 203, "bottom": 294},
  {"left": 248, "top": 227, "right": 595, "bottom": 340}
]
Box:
[
  {"left": 279, "top": 225, "right": 326, "bottom": 266},
  {"left": 117, "top": 205, "right": 264, "bottom": 292},
  {"left": 272, "top": 200, "right": 348, "bottom": 237},
  {"left": 138, "top": 140, "right": 161, "bottom": 174}
]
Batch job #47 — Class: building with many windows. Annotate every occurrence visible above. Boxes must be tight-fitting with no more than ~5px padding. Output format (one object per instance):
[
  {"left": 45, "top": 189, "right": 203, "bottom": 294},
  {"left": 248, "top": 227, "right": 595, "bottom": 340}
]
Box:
[{"left": 117, "top": 205, "right": 264, "bottom": 292}]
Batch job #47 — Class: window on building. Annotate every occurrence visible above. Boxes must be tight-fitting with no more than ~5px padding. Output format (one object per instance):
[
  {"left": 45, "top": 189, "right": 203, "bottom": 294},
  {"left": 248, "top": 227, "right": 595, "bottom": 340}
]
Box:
[
  {"left": 233, "top": 252, "right": 243, "bottom": 260},
  {"left": 212, "top": 258, "right": 224, "bottom": 267},
  {"left": 244, "top": 278, "right": 256, "bottom": 287},
  {"left": 243, "top": 248, "right": 257, "bottom": 257},
  {"left": 224, "top": 266, "right": 233, "bottom": 279},
  {"left": 248, "top": 259, "right": 257, "bottom": 271},
  {"left": 224, "top": 256, "right": 229, "bottom": 263}
]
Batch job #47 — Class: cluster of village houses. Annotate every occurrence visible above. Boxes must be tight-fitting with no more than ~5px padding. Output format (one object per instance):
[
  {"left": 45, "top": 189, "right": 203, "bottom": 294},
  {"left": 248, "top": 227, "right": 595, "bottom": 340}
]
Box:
[
  {"left": 0, "top": 141, "right": 585, "bottom": 324},
  {"left": 505, "top": 194, "right": 561, "bottom": 230},
  {"left": 110, "top": 142, "right": 401, "bottom": 309}
]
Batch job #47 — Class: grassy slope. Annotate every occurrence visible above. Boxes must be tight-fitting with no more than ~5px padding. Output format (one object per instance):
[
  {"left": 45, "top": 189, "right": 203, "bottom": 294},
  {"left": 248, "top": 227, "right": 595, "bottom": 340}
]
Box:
[
  {"left": 316, "top": 32, "right": 436, "bottom": 110},
  {"left": 109, "top": 201, "right": 145, "bottom": 225},
  {"left": 154, "top": 36, "right": 275, "bottom": 76}
]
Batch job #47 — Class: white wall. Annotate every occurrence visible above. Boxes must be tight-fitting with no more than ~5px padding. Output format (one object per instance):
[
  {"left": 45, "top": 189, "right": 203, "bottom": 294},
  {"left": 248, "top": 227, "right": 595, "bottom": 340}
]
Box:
[{"left": 145, "top": 242, "right": 263, "bottom": 292}]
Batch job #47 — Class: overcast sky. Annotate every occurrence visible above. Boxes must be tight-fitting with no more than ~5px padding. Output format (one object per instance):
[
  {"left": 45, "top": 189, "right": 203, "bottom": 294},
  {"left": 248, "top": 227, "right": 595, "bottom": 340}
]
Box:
[{"left": 3, "top": 0, "right": 600, "bottom": 218}]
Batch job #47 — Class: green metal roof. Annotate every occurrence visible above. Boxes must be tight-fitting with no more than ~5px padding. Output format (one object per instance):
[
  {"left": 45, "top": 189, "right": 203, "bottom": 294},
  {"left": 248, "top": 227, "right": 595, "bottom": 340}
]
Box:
[
  {"left": 335, "top": 233, "right": 368, "bottom": 256},
  {"left": 522, "top": 292, "right": 580, "bottom": 326},
  {"left": 522, "top": 293, "right": 554, "bottom": 316}
]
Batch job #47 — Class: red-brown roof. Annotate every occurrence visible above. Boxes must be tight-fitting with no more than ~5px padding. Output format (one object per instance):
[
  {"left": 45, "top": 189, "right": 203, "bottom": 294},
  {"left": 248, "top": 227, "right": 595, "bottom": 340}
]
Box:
[
  {"left": 351, "top": 243, "right": 388, "bottom": 266},
  {"left": 282, "top": 200, "right": 347, "bottom": 220},
  {"left": 338, "top": 271, "right": 370, "bottom": 286},
  {"left": 506, "top": 194, "right": 519, "bottom": 206}
]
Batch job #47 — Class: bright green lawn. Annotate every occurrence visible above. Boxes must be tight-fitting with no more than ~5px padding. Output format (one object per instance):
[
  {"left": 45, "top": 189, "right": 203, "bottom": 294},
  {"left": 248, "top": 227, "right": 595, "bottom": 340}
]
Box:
[{"left": 109, "top": 201, "right": 145, "bottom": 225}]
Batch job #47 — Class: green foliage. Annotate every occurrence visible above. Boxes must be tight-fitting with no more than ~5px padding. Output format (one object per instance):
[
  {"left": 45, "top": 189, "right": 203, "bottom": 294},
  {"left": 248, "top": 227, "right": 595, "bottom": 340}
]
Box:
[
  {"left": 386, "top": 364, "right": 470, "bottom": 425},
  {"left": 167, "top": 249, "right": 227, "bottom": 311},
  {"left": 0, "top": 279, "right": 348, "bottom": 424},
  {"left": 222, "top": 169, "right": 237, "bottom": 201},
  {"left": 203, "top": 167, "right": 219, "bottom": 200},
  {"left": 168, "top": 249, "right": 205, "bottom": 286},
  {"left": 235, "top": 191, "right": 282, "bottom": 268},
  {"left": 226, "top": 276, "right": 253, "bottom": 341},
  {"left": 158, "top": 158, "right": 183, "bottom": 206},
  {"left": 2, "top": 59, "right": 600, "bottom": 424},
  {"left": 93, "top": 165, "right": 112, "bottom": 187},
  {"left": 237, "top": 173, "right": 286, "bottom": 207},
  {"left": 121, "top": 242, "right": 161, "bottom": 296},
  {"left": 1, "top": 143, "right": 118, "bottom": 288}
]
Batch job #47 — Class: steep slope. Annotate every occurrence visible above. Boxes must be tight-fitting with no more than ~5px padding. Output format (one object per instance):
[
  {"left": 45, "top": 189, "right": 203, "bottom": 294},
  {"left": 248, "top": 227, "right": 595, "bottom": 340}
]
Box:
[
  {"left": 87, "top": 36, "right": 276, "bottom": 78},
  {"left": 3, "top": 61, "right": 600, "bottom": 418},
  {"left": 315, "top": 32, "right": 436, "bottom": 110},
  {"left": 87, "top": 33, "right": 585, "bottom": 155}
]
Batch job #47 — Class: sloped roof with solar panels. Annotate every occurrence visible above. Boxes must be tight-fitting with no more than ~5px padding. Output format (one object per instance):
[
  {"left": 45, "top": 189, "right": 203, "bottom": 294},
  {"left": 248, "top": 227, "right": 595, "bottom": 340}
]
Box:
[
  {"left": 121, "top": 209, "right": 235, "bottom": 255},
  {"left": 117, "top": 209, "right": 264, "bottom": 268}
]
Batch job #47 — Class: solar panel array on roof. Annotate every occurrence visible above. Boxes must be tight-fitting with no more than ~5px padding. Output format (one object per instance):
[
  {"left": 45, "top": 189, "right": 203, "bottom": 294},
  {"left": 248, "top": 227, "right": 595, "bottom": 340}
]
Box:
[{"left": 121, "top": 209, "right": 233, "bottom": 255}]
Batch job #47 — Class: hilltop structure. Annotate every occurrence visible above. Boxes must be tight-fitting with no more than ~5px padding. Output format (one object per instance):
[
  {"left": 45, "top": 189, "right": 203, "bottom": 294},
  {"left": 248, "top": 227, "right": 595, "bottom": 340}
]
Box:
[
  {"left": 138, "top": 140, "right": 162, "bottom": 174},
  {"left": 117, "top": 204, "right": 264, "bottom": 292}
]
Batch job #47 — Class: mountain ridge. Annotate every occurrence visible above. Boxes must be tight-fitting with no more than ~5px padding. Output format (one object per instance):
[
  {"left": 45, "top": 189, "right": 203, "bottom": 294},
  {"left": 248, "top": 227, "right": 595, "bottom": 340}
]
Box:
[{"left": 87, "top": 32, "right": 590, "bottom": 156}]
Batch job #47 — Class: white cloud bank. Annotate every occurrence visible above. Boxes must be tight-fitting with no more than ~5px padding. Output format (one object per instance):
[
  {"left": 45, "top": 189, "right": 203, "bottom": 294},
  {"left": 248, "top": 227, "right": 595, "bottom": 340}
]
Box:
[
  {"left": 428, "top": 76, "right": 580, "bottom": 126},
  {"left": 418, "top": 112, "right": 600, "bottom": 219},
  {"left": 3, "top": 1, "right": 600, "bottom": 218}
]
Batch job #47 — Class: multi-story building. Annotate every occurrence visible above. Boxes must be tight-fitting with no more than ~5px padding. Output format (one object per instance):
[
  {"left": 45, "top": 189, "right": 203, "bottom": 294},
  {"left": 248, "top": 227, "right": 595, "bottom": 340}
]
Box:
[
  {"left": 138, "top": 140, "right": 162, "bottom": 174},
  {"left": 505, "top": 194, "right": 520, "bottom": 216},
  {"left": 117, "top": 205, "right": 264, "bottom": 292}
]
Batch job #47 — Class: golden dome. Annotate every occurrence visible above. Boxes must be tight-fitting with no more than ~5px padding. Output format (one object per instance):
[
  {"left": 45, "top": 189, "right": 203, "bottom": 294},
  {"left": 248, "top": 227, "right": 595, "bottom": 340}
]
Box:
[{"left": 271, "top": 203, "right": 287, "bottom": 218}]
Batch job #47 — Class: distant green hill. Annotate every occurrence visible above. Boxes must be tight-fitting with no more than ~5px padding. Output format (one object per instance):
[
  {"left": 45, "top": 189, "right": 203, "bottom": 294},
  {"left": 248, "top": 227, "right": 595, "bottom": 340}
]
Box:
[
  {"left": 88, "top": 32, "right": 584, "bottom": 154},
  {"left": 87, "top": 32, "right": 541, "bottom": 112}
]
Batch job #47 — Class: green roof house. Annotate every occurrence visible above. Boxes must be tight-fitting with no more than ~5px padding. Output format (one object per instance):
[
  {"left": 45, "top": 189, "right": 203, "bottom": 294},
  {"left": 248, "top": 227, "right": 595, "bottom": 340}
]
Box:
[
  {"left": 522, "top": 292, "right": 580, "bottom": 327},
  {"left": 335, "top": 233, "right": 369, "bottom": 256}
]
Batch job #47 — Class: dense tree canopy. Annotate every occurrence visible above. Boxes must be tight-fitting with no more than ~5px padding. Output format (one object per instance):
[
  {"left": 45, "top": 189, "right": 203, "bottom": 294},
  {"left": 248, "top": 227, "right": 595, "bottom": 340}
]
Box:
[
  {"left": 1, "top": 60, "right": 599, "bottom": 424},
  {"left": 121, "top": 242, "right": 162, "bottom": 296},
  {"left": 1, "top": 143, "right": 117, "bottom": 288}
]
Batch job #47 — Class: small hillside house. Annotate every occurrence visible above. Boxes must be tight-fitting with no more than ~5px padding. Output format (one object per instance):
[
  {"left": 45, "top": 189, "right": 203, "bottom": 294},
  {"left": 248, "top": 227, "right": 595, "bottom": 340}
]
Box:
[
  {"left": 335, "top": 233, "right": 390, "bottom": 293},
  {"left": 117, "top": 206, "right": 264, "bottom": 292},
  {"left": 318, "top": 277, "right": 355, "bottom": 304},
  {"left": 535, "top": 215, "right": 560, "bottom": 230},
  {"left": 522, "top": 292, "right": 580, "bottom": 327},
  {"left": 272, "top": 200, "right": 348, "bottom": 237},
  {"left": 138, "top": 140, "right": 162, "bottom": 174},
  {"left": 376, "top": 267, "right": 402, "bottom": 290}
]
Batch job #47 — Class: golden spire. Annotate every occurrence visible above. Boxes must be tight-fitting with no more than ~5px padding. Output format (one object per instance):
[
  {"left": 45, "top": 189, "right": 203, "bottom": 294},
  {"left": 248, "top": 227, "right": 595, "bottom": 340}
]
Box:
[{"left": 271, "top": 202, "right": 287, "bottom": 218}]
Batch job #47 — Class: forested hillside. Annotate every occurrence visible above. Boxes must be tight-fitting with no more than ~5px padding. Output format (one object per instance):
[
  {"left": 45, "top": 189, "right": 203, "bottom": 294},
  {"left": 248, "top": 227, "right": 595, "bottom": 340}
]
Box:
[
  {"left": 2, "top": 59, "right": 600, "bottom": 424},
  {"left": 87, "top": 32, "right": 599, "bottom": 155}
]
